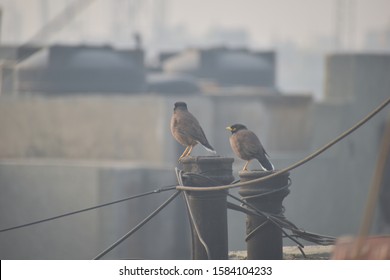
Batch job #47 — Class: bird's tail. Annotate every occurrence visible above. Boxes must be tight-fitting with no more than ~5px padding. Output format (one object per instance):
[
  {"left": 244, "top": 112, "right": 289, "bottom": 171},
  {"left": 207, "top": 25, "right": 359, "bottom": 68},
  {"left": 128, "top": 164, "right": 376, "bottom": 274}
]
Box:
[
  {"left": 257, "top": 156, "right": 274, "bottom": 171},
  {"left": 200, "top": 142, "right": 216, "bottom": 154}
]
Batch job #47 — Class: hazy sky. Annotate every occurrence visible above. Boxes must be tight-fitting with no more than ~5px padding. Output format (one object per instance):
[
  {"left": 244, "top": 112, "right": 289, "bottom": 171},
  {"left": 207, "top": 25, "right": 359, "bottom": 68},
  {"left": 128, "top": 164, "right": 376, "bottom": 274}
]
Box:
[
  {"left": 0, "top": 0, "right": 389, "bottom": 51},
  {"left": 167, "top": 0, "right": 390, "bottom": 49}
]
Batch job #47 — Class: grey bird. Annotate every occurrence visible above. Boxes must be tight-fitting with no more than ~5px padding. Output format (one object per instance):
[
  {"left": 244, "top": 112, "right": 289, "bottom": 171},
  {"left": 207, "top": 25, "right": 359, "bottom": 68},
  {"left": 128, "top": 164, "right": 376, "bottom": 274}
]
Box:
[
  {"left": 171, "top": 102, "right": 216, "bottom": 161},
  {"left": 226, "top": 124, "right": 274, "bottom": 171}
]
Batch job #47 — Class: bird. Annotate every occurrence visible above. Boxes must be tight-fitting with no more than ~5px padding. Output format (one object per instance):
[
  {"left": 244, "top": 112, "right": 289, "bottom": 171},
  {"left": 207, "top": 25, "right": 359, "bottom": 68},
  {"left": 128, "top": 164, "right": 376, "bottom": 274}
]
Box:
[
  {"left": 226, "top": 124, "right": 274, "bottom": 171},
  {"left": 171, "top": 102, "right": 216, "bottom": 161}
]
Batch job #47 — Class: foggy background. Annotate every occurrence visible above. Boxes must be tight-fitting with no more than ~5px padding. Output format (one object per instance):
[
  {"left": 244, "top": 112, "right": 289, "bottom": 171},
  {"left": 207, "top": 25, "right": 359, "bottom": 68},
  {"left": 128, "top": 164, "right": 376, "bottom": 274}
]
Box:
[
  {"left": 1, "top": 0, "right": 390, "bottom": 98},
  {"left": 0, "top": 0, "right": 389, "bottom": 259}
]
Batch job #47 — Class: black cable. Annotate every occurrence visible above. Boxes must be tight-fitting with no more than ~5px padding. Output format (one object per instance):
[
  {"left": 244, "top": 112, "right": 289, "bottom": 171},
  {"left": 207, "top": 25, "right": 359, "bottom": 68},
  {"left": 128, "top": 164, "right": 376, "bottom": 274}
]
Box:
[
  {"left": 183, "top": 171, "right": 291, "bottom": 202},
  {"left": 297, "top": 246, "right": 307, "bottom": 259},
  {"left": 183, "top": 172, "right": 300, "bottom": 241},
  {"left": 0, "top": 185, "right": 176, "bottom": 233},
  {"left": 245, "top": 221, "right": 270, "bottom": 241},
  {"left": 181, "top": 172, "right": 306, "bottom": 254},
  {"left": 181, "top": 172, "right": 225, "bottom": 185},
  {"left": 93, "top": 190, "right": 181, "bottom": 260},
  {"left": 228, "top": 193, "right": 305, "bottom": 248},
  {"left": 242, "top": 178, "right": 292, "bottom": 200},
  {"left": 228, "top": 192, "right": 335, "bottom": 246},
  {"left": 183, "top": 171, "right": 335, "bottom": 247},
  {"left": 227, "top": 201, "right": 256, "bottom": 216}
]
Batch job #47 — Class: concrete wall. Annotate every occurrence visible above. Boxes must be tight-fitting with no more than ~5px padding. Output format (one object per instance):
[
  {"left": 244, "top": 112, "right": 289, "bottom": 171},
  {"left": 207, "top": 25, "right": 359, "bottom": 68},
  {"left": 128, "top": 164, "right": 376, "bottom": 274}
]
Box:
[
  {"left": 0, "top": 95, "right": 172, "bottom": 162},
  {"left": 0, "top": 160, "right": 190, "bottom": 259},
  {"left": 324, "top": 54, "right": 390, "bottom": 106},
  {"left": 0, "top": 92, "right": 313, "bottom": 163}
]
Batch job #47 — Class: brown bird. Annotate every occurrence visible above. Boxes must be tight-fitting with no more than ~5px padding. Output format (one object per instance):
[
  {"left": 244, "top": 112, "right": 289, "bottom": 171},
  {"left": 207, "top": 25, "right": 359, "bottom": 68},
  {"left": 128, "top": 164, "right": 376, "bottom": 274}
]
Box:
[
  {"left": 171, "top": 102, "right": 216, "bottom": 161},
  {"left": 226, "top": 124, "right": 274, "bottom": 171}
]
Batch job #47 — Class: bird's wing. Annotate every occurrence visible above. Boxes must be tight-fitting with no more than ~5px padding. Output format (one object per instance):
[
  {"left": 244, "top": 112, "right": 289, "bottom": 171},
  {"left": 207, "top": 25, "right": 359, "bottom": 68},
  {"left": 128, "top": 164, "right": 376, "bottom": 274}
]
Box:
[
  {"left": 180, "top": 112, "right": 209, "bottom": 144},
  {"left": 237, "top": 130, "right": 266, "bottom": 157}
]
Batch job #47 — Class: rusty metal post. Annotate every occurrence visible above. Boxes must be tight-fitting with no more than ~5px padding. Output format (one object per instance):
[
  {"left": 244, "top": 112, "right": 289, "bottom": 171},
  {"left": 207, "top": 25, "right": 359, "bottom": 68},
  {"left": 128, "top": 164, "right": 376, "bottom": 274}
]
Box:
[
  {"left": 180, "top": 156, "right": 234, "bottom": 260},
  {"left": 238, "top": 170, "right": 290, "bottom": 260}
]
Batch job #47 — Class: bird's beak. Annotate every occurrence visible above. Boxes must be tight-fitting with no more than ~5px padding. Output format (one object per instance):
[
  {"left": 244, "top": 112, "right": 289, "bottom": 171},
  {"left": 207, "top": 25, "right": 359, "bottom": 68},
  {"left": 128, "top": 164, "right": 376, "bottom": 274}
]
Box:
[{"left": 226, "top": 126, "right": 232, "bottom": 131}]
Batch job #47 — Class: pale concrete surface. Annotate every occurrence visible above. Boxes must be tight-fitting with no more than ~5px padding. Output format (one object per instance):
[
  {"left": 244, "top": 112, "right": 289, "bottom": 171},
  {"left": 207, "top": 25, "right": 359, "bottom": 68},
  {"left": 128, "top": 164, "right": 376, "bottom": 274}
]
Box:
[{"left": 229, "top": 245, "right": 333, "bottom": 260}]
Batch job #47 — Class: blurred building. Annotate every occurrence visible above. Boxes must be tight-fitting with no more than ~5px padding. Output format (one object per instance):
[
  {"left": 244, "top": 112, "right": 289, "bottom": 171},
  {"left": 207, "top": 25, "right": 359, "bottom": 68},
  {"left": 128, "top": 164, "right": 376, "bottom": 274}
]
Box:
[
  {"left": 1, "top": 44, "right": 389, "bottom": 258},
  {"left": 0, "top": 45, "right": 40, "bottom": 61},
  {"left": 364, "top": 24, "right": 390, "bottom": 52},
  {"left": 15, "top": 45, "right": 146, "bottom": 94},
  {"left": 0, "top": 44, "right": 40, "bottom": 94},
  {"left": 287, "top": 53, "right": 390, "bottom": 240},
  {"left": 163, "top": 47, "right": 276, "bottom": 89}
]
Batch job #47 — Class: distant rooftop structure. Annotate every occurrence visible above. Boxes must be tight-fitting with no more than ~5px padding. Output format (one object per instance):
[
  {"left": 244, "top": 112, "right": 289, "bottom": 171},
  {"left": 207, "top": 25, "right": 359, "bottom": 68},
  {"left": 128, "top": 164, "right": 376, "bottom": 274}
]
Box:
[
  {"left": 146, "top": 72, "right": 200, "bottom": 94},
  {"left": 0, "top": 44, "right": 41, "bottom": 62},
  {"left": 162, "top": 47, "right": 276, "bottom": 89},
  {"left": 1, "top": 44, "right": 278, "bottom": 96},
  {"left": 324, "top": 53, "right": 390, "bottom": 104},
  {"left": 17, "top": 45, "right": 146, "bottom": 93}
]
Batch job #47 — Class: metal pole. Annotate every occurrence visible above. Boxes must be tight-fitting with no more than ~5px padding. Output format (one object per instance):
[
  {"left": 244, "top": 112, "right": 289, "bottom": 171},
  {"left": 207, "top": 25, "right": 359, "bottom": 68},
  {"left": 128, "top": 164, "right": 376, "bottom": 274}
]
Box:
[
  {"left": 238, "top": 170, "right": 290, "bottom": 260},
  {"left": 180, "top": 156, "right": 234, "bottom": 260}
]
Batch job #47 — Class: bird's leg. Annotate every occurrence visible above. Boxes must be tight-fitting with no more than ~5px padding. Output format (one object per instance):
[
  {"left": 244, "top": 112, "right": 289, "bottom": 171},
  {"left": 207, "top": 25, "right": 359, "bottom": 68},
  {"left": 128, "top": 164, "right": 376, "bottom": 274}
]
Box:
[
  {"left": 185, "top": 145, "right": 194, "bottom": 157},
  {"left": 178, "top": 146, "right": 190, "bottom": 162},
  {"left": 242, "top": 160, "right": 251, "bottom": 171}
]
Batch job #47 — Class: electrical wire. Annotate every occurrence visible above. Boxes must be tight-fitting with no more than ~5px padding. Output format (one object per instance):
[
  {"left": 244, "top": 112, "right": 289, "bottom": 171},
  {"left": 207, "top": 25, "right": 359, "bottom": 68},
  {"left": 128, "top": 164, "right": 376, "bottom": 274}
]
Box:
[
  {"left": 180, "top": 171, "right": 334, "bottom": 246},
  {"left": 0, "top": 185, "right": 176, "bottom": 233},
  {"left": 175, "top": 168, "right": 212, "bottom": 259},
  {"left": 229, "top": 192, "right": 335, "bottom": 245},
  {"left": 176, "top": 96, "right": 390, "bottom": 192},
  {"left": 227, "top": 193, "right": 305, "bottom": 248},
  {"left": 93, "top": 190, "right": 181, "bottom": 260},
  {"left": 183, "top": 191, "right": 212, "bottom": 260}
]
